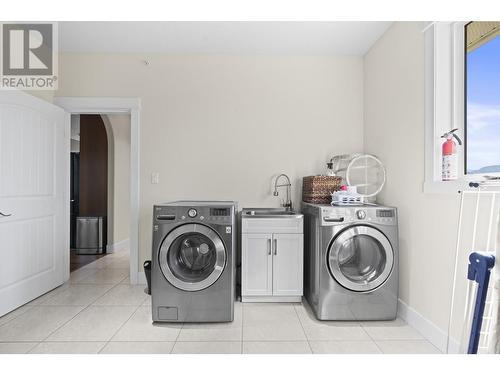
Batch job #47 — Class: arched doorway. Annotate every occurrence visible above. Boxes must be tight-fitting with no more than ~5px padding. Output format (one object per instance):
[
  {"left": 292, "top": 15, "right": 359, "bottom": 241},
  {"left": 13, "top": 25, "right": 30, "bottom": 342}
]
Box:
[{"left": 71, "top": 114, "right": 108, "bottom": 267}]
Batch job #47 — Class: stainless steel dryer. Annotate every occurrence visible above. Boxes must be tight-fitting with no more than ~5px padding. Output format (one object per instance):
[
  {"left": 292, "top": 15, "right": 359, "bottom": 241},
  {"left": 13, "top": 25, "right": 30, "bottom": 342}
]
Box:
[
  {"left": 302, "top": 202, "right": 399, "bottom": 320},
  {"left": 151, "top": 201, "right": 236, "bottom": 322}
]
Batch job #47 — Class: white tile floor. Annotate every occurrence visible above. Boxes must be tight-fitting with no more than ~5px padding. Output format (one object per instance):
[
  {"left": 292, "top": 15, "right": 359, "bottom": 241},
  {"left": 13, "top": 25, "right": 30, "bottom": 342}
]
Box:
[{"left": 0, "top": 251, "right": 441, "bottom": 354}]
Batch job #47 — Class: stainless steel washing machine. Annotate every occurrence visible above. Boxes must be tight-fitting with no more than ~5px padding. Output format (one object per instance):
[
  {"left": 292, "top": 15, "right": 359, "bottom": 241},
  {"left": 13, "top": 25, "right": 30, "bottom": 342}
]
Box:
[
  {"left": 151, "top": 201, "right": 236, "bottom": 322},
  {"left": 302, "top": 202, "right": 399, "bottom": 320}
]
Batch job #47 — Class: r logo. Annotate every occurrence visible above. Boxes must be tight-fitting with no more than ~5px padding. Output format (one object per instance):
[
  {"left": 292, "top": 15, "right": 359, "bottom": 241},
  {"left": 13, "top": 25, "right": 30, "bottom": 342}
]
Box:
[{"left": 2, "top": 23, "right": 53, "bottom": 76}]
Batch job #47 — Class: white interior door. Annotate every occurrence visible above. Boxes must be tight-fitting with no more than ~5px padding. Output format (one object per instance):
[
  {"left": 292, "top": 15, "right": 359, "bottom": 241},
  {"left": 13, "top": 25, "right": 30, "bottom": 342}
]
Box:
[{"left": 0, "top": 91, "right": 69, "bottom": 317}]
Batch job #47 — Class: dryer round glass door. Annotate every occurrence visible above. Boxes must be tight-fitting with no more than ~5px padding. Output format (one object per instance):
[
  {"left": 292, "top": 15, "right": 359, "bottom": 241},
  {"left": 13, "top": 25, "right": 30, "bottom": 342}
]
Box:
[
  {"left": 327, "top": 225, "right": 394, "bottom": 292},
  {"left": 158, "top": 223, "right": 226, "bottom": 291}
]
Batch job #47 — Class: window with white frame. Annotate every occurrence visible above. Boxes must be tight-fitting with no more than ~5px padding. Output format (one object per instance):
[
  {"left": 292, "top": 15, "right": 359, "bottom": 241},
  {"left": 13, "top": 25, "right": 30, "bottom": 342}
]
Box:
[
  {"left": 464, "top": 22, "right": 500, "bottom": 175},
  {"left": 424, "top": 21, "right": 500, "bottom": 193}
]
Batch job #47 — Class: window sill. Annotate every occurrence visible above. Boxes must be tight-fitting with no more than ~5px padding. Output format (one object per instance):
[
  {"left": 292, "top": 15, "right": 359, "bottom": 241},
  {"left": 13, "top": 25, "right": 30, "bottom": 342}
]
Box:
[
  {"left": 423, "top": 176, "right": 500, "bottom": 194},
  {"left": 423, "top": 180, "right": 468, "bottom": 194}
]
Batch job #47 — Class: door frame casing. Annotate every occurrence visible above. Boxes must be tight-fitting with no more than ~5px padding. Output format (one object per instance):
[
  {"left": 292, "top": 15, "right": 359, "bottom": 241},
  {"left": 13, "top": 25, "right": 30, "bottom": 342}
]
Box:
[{"left": 54, "top": 97, "right": 141, "bottom": 284}]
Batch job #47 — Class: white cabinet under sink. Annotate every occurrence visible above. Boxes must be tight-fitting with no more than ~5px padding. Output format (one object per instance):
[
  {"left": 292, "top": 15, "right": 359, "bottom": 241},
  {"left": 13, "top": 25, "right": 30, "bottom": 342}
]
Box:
[
  {"left": 242, "top": 233, "right": 273, "bottom": 296},
  {"left": 241, "top": 214, "right": 304, "bottom": 302}
]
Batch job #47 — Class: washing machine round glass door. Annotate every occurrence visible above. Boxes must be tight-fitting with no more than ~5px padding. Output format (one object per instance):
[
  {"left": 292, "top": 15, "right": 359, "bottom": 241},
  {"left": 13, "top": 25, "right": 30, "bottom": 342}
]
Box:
[
  {"left": 158, "top": 223, "right": 226, "bottom": 292},
  {"left": 327, "top": 225, "right": 394, "bottom": 292}
]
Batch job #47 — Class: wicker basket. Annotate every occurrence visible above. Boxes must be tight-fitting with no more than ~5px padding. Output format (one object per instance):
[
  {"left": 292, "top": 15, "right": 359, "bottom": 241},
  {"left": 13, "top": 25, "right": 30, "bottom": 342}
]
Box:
[{"left": 302, "top": 175, "right": 342, "bottom": 204}]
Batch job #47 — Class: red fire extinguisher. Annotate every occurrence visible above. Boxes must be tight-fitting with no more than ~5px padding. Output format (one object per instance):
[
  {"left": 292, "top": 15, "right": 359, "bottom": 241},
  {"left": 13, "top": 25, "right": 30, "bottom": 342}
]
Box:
[{"left": 441, "top": 128, "right": 462, "bottom": 181}]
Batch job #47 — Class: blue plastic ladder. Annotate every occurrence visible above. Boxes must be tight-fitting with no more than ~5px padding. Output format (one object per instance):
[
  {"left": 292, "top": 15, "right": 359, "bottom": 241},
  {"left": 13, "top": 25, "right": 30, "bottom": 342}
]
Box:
[{"left": 466, "top": 251, "right": 496, "bottom": 354}]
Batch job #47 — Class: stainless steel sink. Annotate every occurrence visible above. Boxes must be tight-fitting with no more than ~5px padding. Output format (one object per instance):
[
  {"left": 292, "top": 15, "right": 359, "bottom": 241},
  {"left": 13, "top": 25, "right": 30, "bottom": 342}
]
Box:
[{"left": 242, "top": 208, "right": 303, "bottom": 218}]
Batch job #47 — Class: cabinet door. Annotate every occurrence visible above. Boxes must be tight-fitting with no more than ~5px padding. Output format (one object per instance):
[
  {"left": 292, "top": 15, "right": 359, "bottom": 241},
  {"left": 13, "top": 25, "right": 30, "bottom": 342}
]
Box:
[
  {"left": 242, "top": 233, "right": 273, "bottom": 296},
  {"left": 272, "top": 233, "right": 304, "bottom": 296}
]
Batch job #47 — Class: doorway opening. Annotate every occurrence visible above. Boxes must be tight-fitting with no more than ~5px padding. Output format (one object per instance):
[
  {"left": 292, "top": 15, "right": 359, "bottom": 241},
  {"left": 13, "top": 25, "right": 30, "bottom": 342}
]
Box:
[
  {"left": 70, "top": 113, "right": 131, "bottom": 273},
  {"left": 55, "top": 96, "right": 141, "bottom": 284}
]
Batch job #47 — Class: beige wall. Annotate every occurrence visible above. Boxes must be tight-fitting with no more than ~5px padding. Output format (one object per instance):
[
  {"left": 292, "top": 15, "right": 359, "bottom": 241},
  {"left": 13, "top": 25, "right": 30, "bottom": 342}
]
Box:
[
  {"left": 56, "top": 53, "right": 364, "bottom": 266},
  {"left": 364, "top": 22, "right": 460, "bottom": 333}
]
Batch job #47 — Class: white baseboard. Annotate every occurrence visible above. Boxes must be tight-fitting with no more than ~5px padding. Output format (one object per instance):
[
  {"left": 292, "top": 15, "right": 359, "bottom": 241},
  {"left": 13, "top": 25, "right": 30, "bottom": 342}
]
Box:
[
  {"left": 106, "top": 238, "right": 129, "bottom": 253},
  {"left": 137, "top": 271, "right": 147, "bottom": 285},
  {"left": 398, "top": 299, "right": 460, "bottom": 353}
]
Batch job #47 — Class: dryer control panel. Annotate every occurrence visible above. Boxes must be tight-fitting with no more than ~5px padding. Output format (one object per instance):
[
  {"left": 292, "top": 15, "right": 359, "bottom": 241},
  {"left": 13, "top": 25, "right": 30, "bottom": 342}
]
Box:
[{"left": 320, "top": 206, "right": 397, "bottom": 226}]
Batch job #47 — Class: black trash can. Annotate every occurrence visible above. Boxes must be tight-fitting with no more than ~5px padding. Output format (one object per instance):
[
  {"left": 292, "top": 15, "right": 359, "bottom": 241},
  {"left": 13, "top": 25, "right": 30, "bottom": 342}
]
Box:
[{"left": 143, "top": 260, "right": 152, "bottom": 295}]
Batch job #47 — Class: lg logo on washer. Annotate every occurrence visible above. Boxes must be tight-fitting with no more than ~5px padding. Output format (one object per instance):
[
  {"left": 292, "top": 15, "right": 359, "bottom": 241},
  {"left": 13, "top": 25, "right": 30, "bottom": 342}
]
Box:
[{"left": 1, "top": 22, "right": 58, "bottom": 89}]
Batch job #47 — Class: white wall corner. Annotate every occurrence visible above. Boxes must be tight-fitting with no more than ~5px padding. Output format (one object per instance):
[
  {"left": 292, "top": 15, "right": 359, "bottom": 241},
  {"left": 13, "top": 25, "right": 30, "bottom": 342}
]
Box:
[
  {"left": 398, "top": 299, "right": 459, "bottom": 353},
  {"left": 106, "top": 238, "right": 130, "bottom": 253}
]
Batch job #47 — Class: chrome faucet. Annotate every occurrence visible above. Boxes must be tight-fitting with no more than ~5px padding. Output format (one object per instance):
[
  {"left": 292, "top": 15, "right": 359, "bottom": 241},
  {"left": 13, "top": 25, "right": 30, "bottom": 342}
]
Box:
[{"left": 273, "top": 174, "right": 292, "bottom": 211}]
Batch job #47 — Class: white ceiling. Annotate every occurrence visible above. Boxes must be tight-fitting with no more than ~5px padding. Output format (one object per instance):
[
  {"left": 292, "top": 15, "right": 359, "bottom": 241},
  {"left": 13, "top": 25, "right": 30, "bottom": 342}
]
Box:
[{"left": 59, "top": 22, "right": 392, "bottom": 55}]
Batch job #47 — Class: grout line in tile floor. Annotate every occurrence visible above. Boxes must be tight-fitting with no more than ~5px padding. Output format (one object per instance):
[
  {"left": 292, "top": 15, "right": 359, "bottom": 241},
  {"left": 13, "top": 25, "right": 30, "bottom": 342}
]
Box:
[
  {"left": 371, "top": 338, "right": 384, "bottom": 354},
  {"left": 33, "top": 277, "right": 130, "bottom": 350},
  {"left": 169, "top": 320, "right": 185, "bottom": 354},
  {"left": 430, "top": 340, "right": 443, "bottom": 353},
  {"left": 372, "top": 337, "right": 443, "bottom": 353},
  {"left": 33, "top": 304, "right": 91, "bottom": 348},
  {"left": 32, "top": 340, "right": 108, "bottom": 342},
  {"left": 99, "top": 301, "right": 145, "bottom": 354},
  {"left": 242, "top": 339, "right": 309, "bottom": 342},
  {"left": 44, "top": 285, "right": 112, "bottom": 307},
  {"left": 0, "top": 254, "right": 129, "bottom": 347},
  {"left": 0, "top": 306, "right": 34, "bottom": 328},
  {"left": 293, "top": 304, "right": 313, "bottom": 354},
  {"left": 25, "top": 305, "right": 88, "bottom": 353},
  {"left": 366, "top": 337, "right": 427, "bottom": 341},
  {"left": 359, "top": 321, "right": 375, "bottom": 342},
  {"left": 359, "top": 321, "right": 428, "bottom": 342}
]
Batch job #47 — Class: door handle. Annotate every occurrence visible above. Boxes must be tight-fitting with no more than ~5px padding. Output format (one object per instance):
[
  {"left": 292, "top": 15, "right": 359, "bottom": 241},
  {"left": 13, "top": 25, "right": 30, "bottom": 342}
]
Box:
[
  {"left": 267, "top": 238, "right": 271, "bottom": 255},
  {"left": 324, "top": 217, "right": 344, "bottom": 222},
  {"left": 273, "top": 239, "right": 277, "bottom": 255},
  {"left": 156, "top": 214, "right": 176, "bottom": 221},
  {"left": 0, "top": 211, "right": 12, "bottom": 217}
]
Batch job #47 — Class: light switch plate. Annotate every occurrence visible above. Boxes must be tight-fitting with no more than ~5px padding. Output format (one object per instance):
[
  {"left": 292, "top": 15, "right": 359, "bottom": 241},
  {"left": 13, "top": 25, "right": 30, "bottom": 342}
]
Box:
[{"left": 151, "top": 172, "right": 160, "bottom": 184}]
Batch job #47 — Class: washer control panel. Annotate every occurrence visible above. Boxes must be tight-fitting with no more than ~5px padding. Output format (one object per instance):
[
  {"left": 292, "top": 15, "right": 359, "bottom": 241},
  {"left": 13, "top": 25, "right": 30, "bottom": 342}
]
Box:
[{"left": 154, "top": 205, "right": 234, "bottom": 225}]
